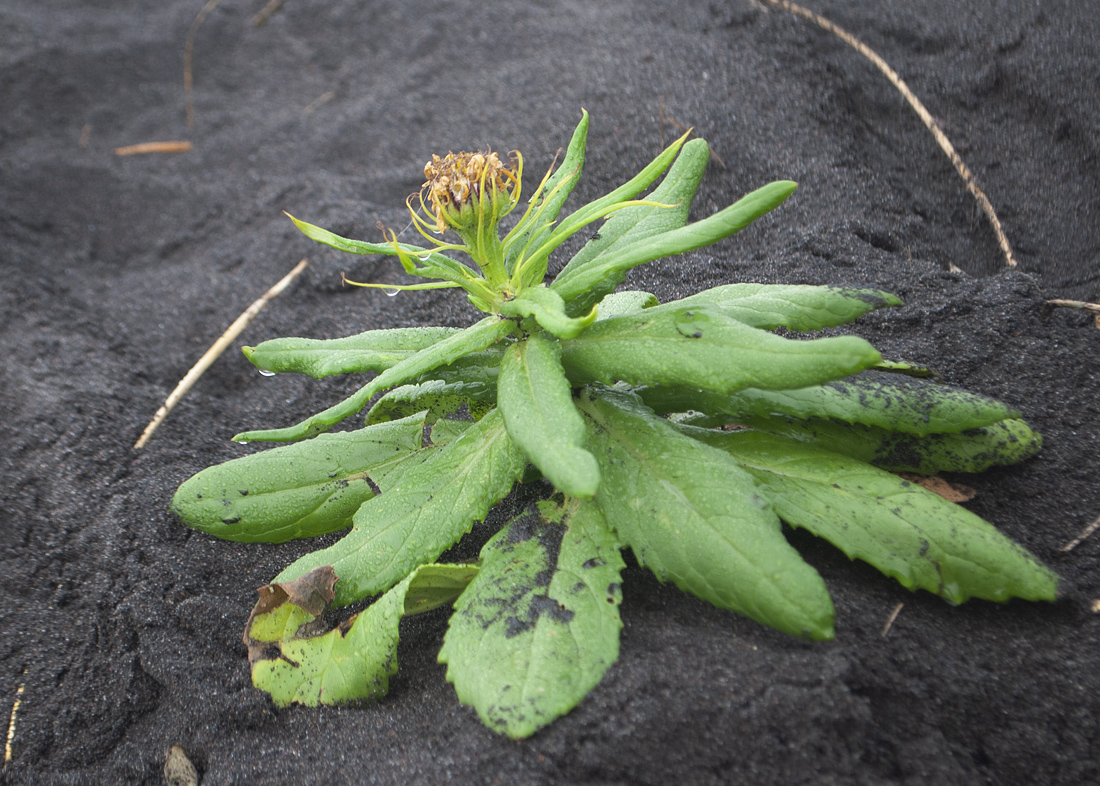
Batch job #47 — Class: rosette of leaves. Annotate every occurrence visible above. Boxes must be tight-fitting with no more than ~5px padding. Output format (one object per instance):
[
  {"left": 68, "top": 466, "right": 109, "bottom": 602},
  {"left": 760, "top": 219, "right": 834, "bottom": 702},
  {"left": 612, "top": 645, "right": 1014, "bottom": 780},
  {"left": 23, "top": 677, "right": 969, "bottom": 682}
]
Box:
[{"left": 173, "top": 112, "right": 1058, "bottom": 738}]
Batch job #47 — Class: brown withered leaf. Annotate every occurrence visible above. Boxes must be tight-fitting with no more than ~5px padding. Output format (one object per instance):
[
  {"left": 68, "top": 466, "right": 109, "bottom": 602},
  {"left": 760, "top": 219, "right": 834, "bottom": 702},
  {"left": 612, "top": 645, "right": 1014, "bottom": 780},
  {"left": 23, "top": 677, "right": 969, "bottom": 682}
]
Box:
[
  {"left": 897, "top": 473, "right": 976, "bottom": 503},
  {"left": 243, "top": 565, "right": 337, "bottom": 664},
  {"left": 253, "top": 565, "right": 337, "bottom": 618}
]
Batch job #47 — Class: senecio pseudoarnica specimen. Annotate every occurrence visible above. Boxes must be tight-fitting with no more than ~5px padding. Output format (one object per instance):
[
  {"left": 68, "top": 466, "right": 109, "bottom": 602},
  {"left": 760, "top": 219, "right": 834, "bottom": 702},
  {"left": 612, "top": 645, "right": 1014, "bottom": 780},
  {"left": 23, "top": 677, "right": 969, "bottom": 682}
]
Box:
[{"left": 174, "top": 111, "right": 1058, "bottom": 738}]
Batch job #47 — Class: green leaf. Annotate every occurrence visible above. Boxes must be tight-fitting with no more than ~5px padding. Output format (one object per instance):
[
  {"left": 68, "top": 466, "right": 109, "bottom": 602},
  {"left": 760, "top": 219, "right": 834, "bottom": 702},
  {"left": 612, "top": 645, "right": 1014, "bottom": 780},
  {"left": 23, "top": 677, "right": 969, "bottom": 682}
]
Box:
[
  {"left": 273, "top": 408, "right": 527, "bottom": 606},
  {"left": 498, "top": 285, "right": 598, "bottom": 340},
  {"left": 872, "top": 360, "right": 937, "bottom": 377},
  {"left": 554, "top": 139, "right": 709, "bottom": 314},
  {"left": 720, "top": 414, "right": 1043, "bottom": 474},
  {"left": 289, "top": 214, "right": 426, "bottom": 258},
  {"left": 548, "top": 131, "right": 692, "bottom": 256},
  {"left": 641, "top": 370, "right": 1020, "bottom": 436},
  {"left": 560, "top": 304, "right": 881, "bottom": 394},
  {"left": 172, "top": 412, "right": 430, "bottom": 543},
  {"left": 287, "top": 214, "right": 481, "bottom": 290},
  {"left": 649, "top": 284, "right": 903, "bottom": 331},
  {"left": 689, "top": 428, "right": 1059, "bottom": 604},
  {"left": 243, "top": 327, "right": 461, "bottom": 378},
  {"left": 427, "top": 417, "right": 476, "bottom": 445},
  {"left": 409, "top": 347, "right": 504, "bottom": 390},
  {"left": 402, "top": 563, "right": 483, "bottom": 615},
  {"left": 595, "top": 290, "right": 658, "bottom": 320},
  {"left": 498, "top": 332, "right": 600, "bottom": 497},
  {"left": 504, "top": 111, "right": 590, "bottom": 273},
  {"left": 439, "top": 498, "right": 625, "bottom": 738},
  {"left": 509, "top": 131, "right": 695, "bottom": 290},
  {"left": 235, "top": 316, "right": 515, "bottom": 443},
  {"left": 365, "top": 378, "right": 495, "bottom": 426},
  {"left": 551, "top": 180, "right": 797, "bottom": 309},
  {"left": 246, "top": 563, "right": 478, "bottom": 707},
  {"left": 577, "top": 388, "right": 835, "bottom": 640}
]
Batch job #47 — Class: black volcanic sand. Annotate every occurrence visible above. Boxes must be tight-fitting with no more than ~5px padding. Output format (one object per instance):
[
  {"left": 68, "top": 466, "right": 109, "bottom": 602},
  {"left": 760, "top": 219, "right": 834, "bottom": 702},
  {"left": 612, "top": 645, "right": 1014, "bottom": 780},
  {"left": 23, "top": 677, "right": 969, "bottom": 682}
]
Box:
[{"left": 2, "top": 1, "right": 1098, "bottom": 784}]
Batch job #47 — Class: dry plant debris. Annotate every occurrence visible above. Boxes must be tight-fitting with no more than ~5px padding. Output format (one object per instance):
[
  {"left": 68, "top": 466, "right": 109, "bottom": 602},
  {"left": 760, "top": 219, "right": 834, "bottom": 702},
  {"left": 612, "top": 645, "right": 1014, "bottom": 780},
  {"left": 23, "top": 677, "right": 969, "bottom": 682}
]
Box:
[
  {"left": 133, "top": 259, "right": 309, "bottom": 449},
  {"left": 897, "top": 473, "right": 977, "bottom": 503},
  {"left": 881, "top": 602, "right": 905, "bottom": 637},
  {"left": 114, "top": 141, "right": 193, "bottom": 155},
  {"left": 1060, "top": 514, "right": 1100, "bottom": 553},
  {"left": 760, "top": 0, "right": 1017, "bottom": 268},
  {"left": 4, "top": 679, "right": 24, "bottom": 767}
]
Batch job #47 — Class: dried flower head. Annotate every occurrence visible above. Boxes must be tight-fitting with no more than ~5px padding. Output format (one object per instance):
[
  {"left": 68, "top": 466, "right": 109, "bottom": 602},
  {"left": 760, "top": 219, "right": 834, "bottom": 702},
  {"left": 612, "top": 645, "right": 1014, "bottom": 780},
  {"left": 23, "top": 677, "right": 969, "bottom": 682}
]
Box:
[{"left": 420, "top": 150, "right": 520, "bottom": 234}]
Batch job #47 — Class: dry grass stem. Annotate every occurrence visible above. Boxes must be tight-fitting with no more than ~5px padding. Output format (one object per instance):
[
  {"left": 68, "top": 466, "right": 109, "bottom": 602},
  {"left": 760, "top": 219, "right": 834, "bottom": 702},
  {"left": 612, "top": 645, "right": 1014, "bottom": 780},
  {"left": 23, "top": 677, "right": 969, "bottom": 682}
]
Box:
[
  {"left": 253, "top": 0, "right": 288, "bottom": 27},
  {"left": 304, "top": 91, "right": 336, "bottom": 114},
  {"left": 1060, "top": 513, "right": 1100, "bottom": 553},
  {"left": 4, "top": 680, "right": 24, "bottom": 766},
  {"left": 881, "top": 602, "right": 905, "bottom": 637},
  {"left": 1046, "top": 299, "right": 1100, "bottom": 314},
  {"left": 1046, "top": 299, "right": 1100, "bottom": 328},
  {"left": 114, "top": 141, "right": 193, "bottom": 156},
  {"left": 133, "top": 259, "right": 310, "bottom": 450},
  {"left": 184, "top": 0, "right": 226, "bottom": 128},
  {"left": 760, "top": 0, "right": 1017, "bottom": 268}
]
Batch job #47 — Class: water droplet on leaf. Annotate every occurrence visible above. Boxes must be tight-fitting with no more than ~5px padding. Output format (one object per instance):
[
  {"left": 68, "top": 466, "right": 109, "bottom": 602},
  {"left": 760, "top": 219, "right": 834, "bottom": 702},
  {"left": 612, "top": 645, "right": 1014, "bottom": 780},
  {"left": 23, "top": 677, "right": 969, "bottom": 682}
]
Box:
[
  {"left": 383, "top": 287, "right": 400, "bottom": 297},
  {"left": 258, "top": 369, "right": 276, "bottom": 377},
  {"left": 674, "top": 308, "right": 711, "bottom": 339}
]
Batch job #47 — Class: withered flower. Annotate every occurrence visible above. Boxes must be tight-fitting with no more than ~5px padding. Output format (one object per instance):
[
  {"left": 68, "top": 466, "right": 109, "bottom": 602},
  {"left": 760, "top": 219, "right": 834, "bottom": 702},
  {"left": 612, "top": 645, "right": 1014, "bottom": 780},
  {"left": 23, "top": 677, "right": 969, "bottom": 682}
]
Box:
[{"left": 418, "top": 150, "right": 520, "bottom": 235}]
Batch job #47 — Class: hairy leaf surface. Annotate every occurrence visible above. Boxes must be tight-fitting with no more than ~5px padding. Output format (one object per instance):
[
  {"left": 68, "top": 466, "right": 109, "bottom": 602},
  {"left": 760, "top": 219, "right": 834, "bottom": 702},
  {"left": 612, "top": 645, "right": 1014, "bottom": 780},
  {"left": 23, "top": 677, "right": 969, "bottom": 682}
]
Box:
[
  {"left": 729, "top": 414, "right": 1043, "bottom": 474},
  {"left": 173, "top": 413, "right": 432, "bottom": 543},
  {"left": 650, "top": 284, "right": 902, "bottom": 331},
  {"left": 498, "top": 285, "right": 597, "bottom": 339},
  {"left": 551, "top": 181, "right": 797, "bottom": 309},
  {"left": 235, "top": 316, "right": 515, "bottom": 443},
  {"left": 595, "top": 290, "right": 658, "bottom": 320},
  {"left": 274, "top": 408, "right": 527, "bottom": 606},
  {"left": 548, "top": 132, "right": 691, "bottom": 258},
  {"left": 243, "top": 327, "right": 461, "bottom": 378},
  {"left": 504, "top": 111, "right": 590, "bottom": 273},
  {"left": 561, "top": 304, "right": 881, "bottom": 394},
  {"left": 287, "top": 215, "right": 481, "bottom": 289},
  {"left": 498, "top": 332, "right": 600, "bottom": 497},
  {"left": 439, "top": 498, "right": 624, "bottom": 738},
  {"left": 641, "top": 370, "right": 1019, "bottom": 435},
  {"left": 409, "top": 349, "right": 504, "bottom": 390},
  {"left": 690, "top": 428, "right": 1059, "bottom": 603},
  {"left": 577, "top": 388, "right": 834, "bottom": 640},
  {"left": 365, "top": 379, "right": 495, "bottom": 426},
  {"left": 555, "top": 139, "right": 709, "bottom": 314},
  {"left": 427, "top": 417, "right": 477, "bottom": 445}
]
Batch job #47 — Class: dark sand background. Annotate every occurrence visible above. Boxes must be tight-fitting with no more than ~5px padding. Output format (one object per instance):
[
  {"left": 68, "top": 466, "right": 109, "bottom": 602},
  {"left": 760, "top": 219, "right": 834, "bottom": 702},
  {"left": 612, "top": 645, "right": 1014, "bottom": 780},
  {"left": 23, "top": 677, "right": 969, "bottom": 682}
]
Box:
[{"left": 2, "top": 1, "right": 1098, "bottom": 783}]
